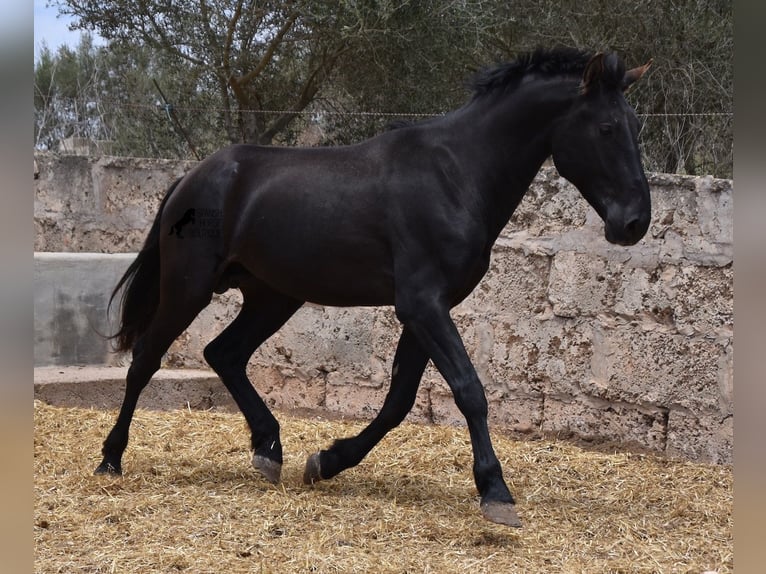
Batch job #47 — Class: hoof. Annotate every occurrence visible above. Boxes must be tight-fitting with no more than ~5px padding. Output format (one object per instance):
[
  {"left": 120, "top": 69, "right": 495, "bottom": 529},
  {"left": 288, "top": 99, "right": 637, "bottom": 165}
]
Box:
[
  {"left": 303, "top": 452, "right": 322, "bottom": 485},
  {"left": 480, "top": 501, "right": 522, "bottom": 528},
  {"left": 252, "top": 455, "right": 282, "bottom": 484},
  {"left": 94, "top": 461, "right": 122, "bottom": 476}
]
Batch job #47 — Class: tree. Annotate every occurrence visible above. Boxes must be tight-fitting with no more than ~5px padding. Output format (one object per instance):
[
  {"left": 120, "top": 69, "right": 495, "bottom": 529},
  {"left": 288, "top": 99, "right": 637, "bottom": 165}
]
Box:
[
  {"left": 34, "top": 34, "right": 111, "bottom": 151},
  {"left": 44, "top": 1, "right": 732, "bottom": 176},
  {"left": 488, "top": 0, "right": 733, "bottom": 176},
  {"left": 56, "top": 0, "right": 502, "bottom": 146},
  {"left": 34, "top": 35, "right": 203, "bottom": 158},
  {"left": 96, "top": 41, "right": 228, "bottom": 158}
]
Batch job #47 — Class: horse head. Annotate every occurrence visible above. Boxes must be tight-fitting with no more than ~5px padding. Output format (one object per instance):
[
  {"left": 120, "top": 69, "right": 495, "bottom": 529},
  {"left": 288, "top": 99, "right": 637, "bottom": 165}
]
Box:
[{"left": 551, "top": 53, "right": 653, "bottom": 246}]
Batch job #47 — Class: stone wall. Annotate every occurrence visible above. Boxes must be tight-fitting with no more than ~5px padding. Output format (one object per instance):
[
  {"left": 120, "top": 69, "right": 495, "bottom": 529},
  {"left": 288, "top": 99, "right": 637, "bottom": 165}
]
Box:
[{"left": 34, "top": 153, "right": 733, "bottom": 463}]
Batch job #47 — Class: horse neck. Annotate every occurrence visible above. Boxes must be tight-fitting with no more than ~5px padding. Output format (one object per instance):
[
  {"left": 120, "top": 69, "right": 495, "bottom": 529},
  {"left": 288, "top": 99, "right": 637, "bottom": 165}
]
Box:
[{"left": 448, "top": 77, "right": 578, "bottom": 238}]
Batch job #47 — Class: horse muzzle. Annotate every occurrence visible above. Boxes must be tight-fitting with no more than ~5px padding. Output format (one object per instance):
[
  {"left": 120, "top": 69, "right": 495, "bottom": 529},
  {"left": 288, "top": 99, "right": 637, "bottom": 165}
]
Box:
[{"left": 604, "top": 206, "right": 650, "bottom": 246}]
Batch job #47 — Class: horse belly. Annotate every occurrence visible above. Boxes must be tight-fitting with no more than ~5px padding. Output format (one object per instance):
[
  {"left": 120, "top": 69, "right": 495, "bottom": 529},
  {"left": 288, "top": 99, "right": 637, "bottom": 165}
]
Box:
[
  {"left": 250, "top": 250, "right": 394, "bottom": 307},
  {"left": 235, "top": 215, "right": 395, "bottom": 307}
]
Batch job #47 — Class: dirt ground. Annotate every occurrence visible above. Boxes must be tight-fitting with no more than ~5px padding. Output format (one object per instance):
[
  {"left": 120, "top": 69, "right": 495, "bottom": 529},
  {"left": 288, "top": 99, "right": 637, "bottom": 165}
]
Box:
[{"left": 34, "top": 401, "right": 732, "bottom": 573}]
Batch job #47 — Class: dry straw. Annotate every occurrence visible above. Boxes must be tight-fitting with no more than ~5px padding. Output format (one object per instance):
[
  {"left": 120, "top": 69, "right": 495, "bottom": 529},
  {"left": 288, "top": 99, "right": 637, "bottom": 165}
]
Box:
[{"left": 34, "top": 401, "right": 731, "bottom": 573}]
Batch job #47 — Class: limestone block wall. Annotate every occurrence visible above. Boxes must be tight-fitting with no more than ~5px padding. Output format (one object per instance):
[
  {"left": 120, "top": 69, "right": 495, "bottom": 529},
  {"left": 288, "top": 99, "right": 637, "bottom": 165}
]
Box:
[{"left": 34, "top": 153, "right": 733, "bottom": 463}]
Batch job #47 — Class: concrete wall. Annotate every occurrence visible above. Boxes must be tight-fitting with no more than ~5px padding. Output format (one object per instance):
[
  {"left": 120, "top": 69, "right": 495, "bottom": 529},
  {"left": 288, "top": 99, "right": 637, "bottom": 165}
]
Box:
[
  {"left": 33, "top": 153, "right": 733, "bottom": 463},
  {"left": 34, "top": 252, "right": 133, "bottom": 367}
]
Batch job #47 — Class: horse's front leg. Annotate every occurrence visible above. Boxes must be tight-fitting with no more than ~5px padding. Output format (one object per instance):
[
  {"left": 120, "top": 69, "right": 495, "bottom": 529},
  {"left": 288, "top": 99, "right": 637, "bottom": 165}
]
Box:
[{"left": 397, "top": 299, "right": 521, "bottom": 528}]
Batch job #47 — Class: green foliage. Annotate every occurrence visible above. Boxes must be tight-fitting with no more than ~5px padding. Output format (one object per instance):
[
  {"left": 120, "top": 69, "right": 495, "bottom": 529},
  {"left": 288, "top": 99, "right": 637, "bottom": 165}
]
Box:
[
  {"left": 34, "top": 35, "right": 110, "bottom": 151},
  {"left": 38, "top": 0, "right": 732, "bottom": 177},
  {"left": 489, "top": 0, "right": 733, "bottom": 176}
]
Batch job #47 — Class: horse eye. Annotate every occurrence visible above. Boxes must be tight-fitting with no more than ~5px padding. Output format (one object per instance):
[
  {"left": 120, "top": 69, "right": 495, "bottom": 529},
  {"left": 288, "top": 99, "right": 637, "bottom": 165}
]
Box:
[{"left": 599, "top": 123, "right": 613, "bottom": 136}]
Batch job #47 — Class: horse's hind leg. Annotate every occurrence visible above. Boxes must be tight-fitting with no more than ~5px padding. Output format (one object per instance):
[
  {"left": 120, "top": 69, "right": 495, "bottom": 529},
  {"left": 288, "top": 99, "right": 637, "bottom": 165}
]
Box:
[
  {"left": 95, "top": 283, "right": 213, "bottom": 475},
  {"left": 303, "top": 326, "right": 429, "bottom": 483},
  {"left": 203, "top": 283, "right": 303, "bottom": 484}
]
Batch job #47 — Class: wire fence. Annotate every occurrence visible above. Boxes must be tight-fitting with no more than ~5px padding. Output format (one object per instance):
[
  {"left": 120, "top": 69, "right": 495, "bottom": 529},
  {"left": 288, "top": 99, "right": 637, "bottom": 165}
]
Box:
[{"left": 39, "top": 100, "right": 733, "bottom": 179}]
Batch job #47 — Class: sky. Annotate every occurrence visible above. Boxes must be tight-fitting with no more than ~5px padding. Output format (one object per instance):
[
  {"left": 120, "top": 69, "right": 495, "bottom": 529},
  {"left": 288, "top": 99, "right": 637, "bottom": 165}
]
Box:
[{"left": 34, "top": 0, "right": 103, "bottom": 62}]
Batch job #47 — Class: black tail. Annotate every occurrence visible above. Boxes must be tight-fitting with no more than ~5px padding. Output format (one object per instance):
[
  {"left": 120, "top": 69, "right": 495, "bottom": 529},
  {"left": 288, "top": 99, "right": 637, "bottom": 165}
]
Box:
[{"left": 109, "top": 177, "right": 183, "bottom": 352}]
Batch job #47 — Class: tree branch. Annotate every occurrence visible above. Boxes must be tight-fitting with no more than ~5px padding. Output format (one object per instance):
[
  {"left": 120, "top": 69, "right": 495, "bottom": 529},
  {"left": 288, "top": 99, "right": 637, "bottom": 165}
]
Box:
[
  {"left": 235, "top": 11, "right": 298, "bottom": 88},
  {"left": 258, "top": 44, "right": 351, "bottom": 144},
  {"left": 222, "top": 0, "right": 245, "bottom": 74}
]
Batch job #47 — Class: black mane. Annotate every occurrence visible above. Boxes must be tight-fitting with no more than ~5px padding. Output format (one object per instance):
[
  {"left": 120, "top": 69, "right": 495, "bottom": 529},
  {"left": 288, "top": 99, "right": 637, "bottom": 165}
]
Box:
[{"left": 469, "top": 48, "right": 624, "bottom": 98}]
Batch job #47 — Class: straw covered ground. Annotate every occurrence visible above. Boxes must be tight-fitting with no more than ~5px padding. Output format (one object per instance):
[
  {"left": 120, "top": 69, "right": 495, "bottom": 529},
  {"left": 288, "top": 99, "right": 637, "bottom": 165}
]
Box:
[{"left": 34, "top": 401, "right": 732, "bottom": 573}]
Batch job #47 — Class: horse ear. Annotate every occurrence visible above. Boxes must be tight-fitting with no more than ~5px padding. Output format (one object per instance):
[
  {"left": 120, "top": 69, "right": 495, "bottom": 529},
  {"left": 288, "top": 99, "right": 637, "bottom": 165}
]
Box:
[
  {"left": 581, "top": 53, "right": 605, "bottom": 94},
  {"left": 622, "top": 59, "right": 653, "bottom": 91}
]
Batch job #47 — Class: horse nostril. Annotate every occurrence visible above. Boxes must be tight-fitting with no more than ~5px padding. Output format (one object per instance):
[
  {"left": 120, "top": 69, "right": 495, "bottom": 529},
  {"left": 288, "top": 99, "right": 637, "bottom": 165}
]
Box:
[{"left": 624, "top": 215, "right": 647, "bottom": 241}]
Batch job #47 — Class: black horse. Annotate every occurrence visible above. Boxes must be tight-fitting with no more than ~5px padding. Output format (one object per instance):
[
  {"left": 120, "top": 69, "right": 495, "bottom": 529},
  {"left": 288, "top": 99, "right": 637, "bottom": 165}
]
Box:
[{"left": 98, "top": 49, "right": 652, "bottom": 528}]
